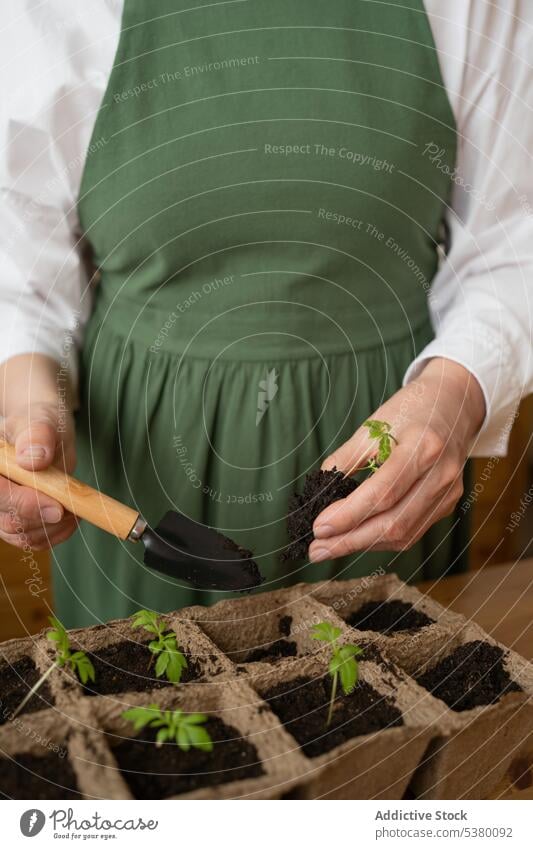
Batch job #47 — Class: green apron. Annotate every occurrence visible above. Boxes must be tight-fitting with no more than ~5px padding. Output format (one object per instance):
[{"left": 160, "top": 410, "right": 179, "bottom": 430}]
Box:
[{"left": 55, "top": 0, "right": 464, "bottom": 627}]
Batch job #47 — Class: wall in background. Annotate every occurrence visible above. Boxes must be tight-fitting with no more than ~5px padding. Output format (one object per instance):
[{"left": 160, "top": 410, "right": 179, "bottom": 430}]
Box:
[{"left": 0, "top": 545, "right": 51, "bottom": 642}]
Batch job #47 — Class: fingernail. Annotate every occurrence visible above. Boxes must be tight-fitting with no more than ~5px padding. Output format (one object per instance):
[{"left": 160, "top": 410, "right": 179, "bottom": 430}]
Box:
[
  {"left": 310, "top": 548, "right": 331, "bottom": 563},
  {"left": 314, "top": 523, "right": 334, "bottom": 539},
  {"left": 19, "top": 445, "right": 46, "bottom": 460},
  {"left": 42, "top": 507, "right": 62, "bottom": 524}
]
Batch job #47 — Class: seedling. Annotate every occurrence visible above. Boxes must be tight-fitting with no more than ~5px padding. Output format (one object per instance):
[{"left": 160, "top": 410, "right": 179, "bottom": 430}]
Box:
[
  {"left": 362, "top": 419, "right": 397, "bottom": 473},
  {"left": 311, "top": 621, "right": 363, "bottom": 726},
  {"left": 122, "top": 704, "right": 213, "bottom": 751},
  {"left": 12, "top": 616, "right": 95, "bottom": 719},
  {"left": 131, "top": 609, "right": 187, "bottom": 684}
]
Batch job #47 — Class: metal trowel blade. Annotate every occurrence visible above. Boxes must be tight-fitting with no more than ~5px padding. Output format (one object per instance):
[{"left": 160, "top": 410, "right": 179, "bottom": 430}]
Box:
[{"left": 140, "top": 510, "right": 264, "bottom": 591}]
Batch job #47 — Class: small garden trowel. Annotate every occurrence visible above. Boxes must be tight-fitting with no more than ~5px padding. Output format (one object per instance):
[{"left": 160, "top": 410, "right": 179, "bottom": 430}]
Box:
[{"left": 0, "top": 439, "right": 263, "bottom": 591}]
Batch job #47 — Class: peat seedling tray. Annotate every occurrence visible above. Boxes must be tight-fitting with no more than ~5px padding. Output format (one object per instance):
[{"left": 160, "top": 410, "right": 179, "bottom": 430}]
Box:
[
  {"left": 397, "top": 621, "right": 533, "bottom": 800},
  {"left": 305, "top": 574, "right": 533, "bottom": 799},
  {"left": 0, "top": 575, "right": 532, "bottom": 799}
]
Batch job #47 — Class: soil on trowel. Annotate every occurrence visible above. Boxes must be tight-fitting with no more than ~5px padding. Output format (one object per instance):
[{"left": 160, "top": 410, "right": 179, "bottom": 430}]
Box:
[
  {"left": 81, "top": 641, "right": 200, "bottom": 697},
  {"left": 263, "top": 675, "right": 403, "bottom": 757},
  {"left": 0, "top": 656, "right": 55, "bottom": 725},
  {"left": 0, "top": 752, "right": 82, "bottom": 800},
  {"left": 416, "top": 640, "right": 522, "bottom": 712},
  {"left": 113, "top": 716, "right": 264, "bottom": 798},
  {"left": 347, "top": 600, "right": 434, "bottom": 635},
  {"left": 219, "top": 534, "right": 265, "bottom": 590},
  {"left": 282, "top": 468, "right": 358, "bottom": 560}
]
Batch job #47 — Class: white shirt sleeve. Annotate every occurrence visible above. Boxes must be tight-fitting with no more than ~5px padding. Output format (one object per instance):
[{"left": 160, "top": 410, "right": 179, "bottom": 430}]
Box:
[
  {"left": 0, "top": 1, "right": 532, "bottom": 458},
  {"left": 0, "top": 0, "right": 120, "bottom": 392},
  {"left": 408, "top": 0, "right": 533, "bottom": 456}
]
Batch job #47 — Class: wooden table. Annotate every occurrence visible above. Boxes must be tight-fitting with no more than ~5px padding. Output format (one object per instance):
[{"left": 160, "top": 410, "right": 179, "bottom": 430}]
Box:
[
  {"left": 418, "top": 559, "right": 533, "bottom": 661},
  {"left": 419, "top": 559, "right": 533, "bottom": 799}
]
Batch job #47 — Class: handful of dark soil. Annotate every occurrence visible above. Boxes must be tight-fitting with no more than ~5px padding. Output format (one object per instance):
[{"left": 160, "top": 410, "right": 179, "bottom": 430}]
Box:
[{"left": 282, "top": 468, "right": 358, "bottom": 561}]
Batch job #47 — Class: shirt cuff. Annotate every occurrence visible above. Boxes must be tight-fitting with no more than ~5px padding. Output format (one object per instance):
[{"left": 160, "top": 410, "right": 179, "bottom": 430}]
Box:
[
  {"left": 403, "top": 327, "right": 522, "bottom": 458},
  {"left": 0, "top": 317, "right": 80, "bottom": 406}
]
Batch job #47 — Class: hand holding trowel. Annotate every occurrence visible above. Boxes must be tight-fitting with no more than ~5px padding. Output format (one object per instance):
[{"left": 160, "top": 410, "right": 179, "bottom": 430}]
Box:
[{"left": 0, "top": 439, "right": 263, "bottom": 591}]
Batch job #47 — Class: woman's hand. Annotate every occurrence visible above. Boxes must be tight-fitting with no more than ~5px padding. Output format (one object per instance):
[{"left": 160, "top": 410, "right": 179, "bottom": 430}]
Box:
[
  {"left": 0, "top": 354, "right": 78, "bottom": 551},
  {"left": 309, "top": 358, "right": 486, "bottom": 562}
]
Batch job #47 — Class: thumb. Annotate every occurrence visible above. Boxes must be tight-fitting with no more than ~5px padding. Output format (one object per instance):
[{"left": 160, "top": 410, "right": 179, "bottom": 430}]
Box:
[
  {"left": 5, "top": 416, "right": 59, "bottom": 471},
  {"left": 321, "top": 428, "right": 375, "bottom": 475}
]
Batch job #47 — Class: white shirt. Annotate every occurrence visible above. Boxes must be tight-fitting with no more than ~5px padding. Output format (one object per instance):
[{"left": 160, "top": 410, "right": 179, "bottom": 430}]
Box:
[{"left": 1, "top": 0, "right": 532, "bottom": 456}]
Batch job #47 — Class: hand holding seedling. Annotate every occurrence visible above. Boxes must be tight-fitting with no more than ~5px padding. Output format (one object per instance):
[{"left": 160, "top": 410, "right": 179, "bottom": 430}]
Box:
[
  {"left": 12, "top": 616, "right": 95, "bottom": 718},
  {"left": 309, "top": 358, "right": 485, "bottom": 561},
  {"left": 122, "top": 704, "right": 213, "bottom": 750},
  {"left": 131, "top": 609, "right": 188, "bottom": 684},
  {"left": 312, "top": 622, "right": 363, "bottom": 725}
]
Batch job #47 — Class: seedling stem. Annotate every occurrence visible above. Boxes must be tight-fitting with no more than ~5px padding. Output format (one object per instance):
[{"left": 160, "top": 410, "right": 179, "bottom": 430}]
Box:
[
  {"left": 11, "top": 617, "right": 95, "bottom": 720},
  {"left": 311, "top": 621, "right": 363, "bottom": 726}
]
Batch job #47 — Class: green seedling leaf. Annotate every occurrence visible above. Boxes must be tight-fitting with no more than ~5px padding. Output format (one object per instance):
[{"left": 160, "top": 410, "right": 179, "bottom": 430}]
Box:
[
  {"left": 47, "top": 616, "right": 70, "bottom": 655},
  {"left": 363, "top": 419, "right": 397, "bottom": 473},
  {"left": 336, "top": 645, "right": 361, "bottom": 695},
  {"left": 131, "top": 609, "right": 161, "bottom": 635},
  {"left": 46, "top": 616, "right": 95, "bottom": 684},
  {"left": 70, "top": 651, "right": 96, "bottom": 685},
  {"left": 312, "top": 621, "right": 363, "bottom": 726},
  {"left": 156, "top": 728, "right": 170, "bottom": 745},
  {"left": 186, "top": 725, "right": 214, "bottom": 752},
  {"left": 165, "top": 649, "right": 188, "bottom": 685},
  {"left": 122, "top": 705, "right": 213, "bottom": 752},
  {"left": 155, "top": 651, "right": 170, "bottom": 677},
  {"left": 177, "top": 725, "right": 191, "bottom": 751},
  {"left": 311, "top": 622, "right": 342, "bottom": 644},
  {"left": 122, "top": 705, "right": 162, "bottom": 731},
  {"left": 130, "top": 610, "right": 188, "bottom": 684}
]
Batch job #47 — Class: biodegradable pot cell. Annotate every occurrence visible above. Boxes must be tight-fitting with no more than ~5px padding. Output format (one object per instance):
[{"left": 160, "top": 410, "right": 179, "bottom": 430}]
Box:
[
  {"left": 0, "top": 637, "right": 56, "bottom": 725},
  {"left": 248, "top": 644, "right": 445, "bottom": 800},
  {"left": 92, "top": 679, "right": 308, "bottom": 800},
  {"left": 64, "top": 613, "right": 233, "bottom": 697},
  {"left": 184, "top": 585, "right": 329, "bottom": 666},
  {"left": 401, "top": 622, "right": 533, "bottom": 800},
  {"left": 0, "top": 702, "right": 122, "bottom": 800},
  {"left": 307, "top": 572, "right": 467, "bottom": 650}
]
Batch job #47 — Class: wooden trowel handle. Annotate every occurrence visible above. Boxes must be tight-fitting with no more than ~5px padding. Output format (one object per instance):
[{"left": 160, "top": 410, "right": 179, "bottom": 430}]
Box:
[{"left": 0, "top": 439, "right": 139, "bottom": 540}]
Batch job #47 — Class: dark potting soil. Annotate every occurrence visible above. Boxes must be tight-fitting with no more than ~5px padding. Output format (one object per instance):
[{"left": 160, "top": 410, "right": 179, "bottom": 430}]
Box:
[
  {"left": 113, "top": 716, "right": 264, "bottom": 798},
  {"left": 416, "top": 641, "right": 522, "bottom": 712},
  {"left": 219, "top": 534, "right": 265, "bottom": 590},
  {"left": 347, "top": 600, "right": 434, "bottom": 635},
  {"left": 81, "top": 641, "right": 199, "bottom": 697},
  {"left": 279, "top": 615, "right": 293, "bottom": 637},
  {"left": 263, "top": 675, "right": 403, "bottom": 757},
  {"left": 244, "top": 639, "right": 298, "bottom": 663},
  {"left": 282, "top": 469, "right": 358, "bottom": 560},
  {"left": 0, "top": 752, "right": 82, "bottom": 800},
  {"left": 0, "top": 656, "right": 55, "bottom": 725}
]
